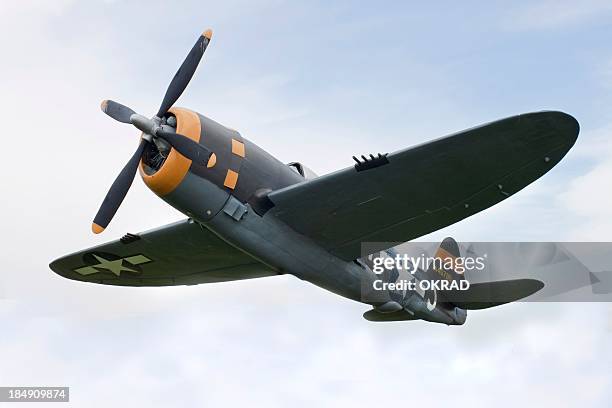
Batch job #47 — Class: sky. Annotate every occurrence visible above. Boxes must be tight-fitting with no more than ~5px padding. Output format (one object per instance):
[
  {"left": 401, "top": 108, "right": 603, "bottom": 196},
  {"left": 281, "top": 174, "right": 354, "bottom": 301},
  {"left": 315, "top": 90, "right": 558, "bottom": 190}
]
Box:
[{"left": 1, "top": 0, "right": 611, "bottom": 406}]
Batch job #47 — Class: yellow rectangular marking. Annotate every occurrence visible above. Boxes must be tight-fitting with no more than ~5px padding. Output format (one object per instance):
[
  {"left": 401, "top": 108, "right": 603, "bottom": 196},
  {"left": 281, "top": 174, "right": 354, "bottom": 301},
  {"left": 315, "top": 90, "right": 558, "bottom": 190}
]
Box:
[
  {"left": 224, "top": 169, "right": 239, "bottom": 189},
  {"left": 231, "top": 139, "right": 245, "bottom": 157}
]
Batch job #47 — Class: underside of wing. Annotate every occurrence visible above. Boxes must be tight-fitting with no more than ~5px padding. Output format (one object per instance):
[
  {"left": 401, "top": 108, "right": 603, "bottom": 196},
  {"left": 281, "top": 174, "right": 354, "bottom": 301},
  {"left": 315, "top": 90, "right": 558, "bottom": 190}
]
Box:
[
  {"left": 268, "top": 111, "right": 579, "bottom": 261},
  {"left": 50, "top": 219, "right": 276, "bottom": 286}
]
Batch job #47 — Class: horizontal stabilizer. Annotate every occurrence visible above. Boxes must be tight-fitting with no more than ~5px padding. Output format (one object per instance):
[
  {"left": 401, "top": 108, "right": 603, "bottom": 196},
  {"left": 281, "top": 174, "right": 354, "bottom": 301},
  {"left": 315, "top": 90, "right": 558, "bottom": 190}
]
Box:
[
  {"left": 442, "top": 279, "right": 544, "bottom": 310},
  {"left": 590, "top": 271, "right": 612, "bottom": 294},
  {"left": 363, "top": 309, "right": 418, "bottom": 322}
]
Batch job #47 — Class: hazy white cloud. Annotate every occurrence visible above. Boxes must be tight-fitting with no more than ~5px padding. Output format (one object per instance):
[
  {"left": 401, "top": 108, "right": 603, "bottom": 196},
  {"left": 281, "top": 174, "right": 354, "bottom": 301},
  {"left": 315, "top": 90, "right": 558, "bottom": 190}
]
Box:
[
  {"left": 558, "top": 124, "right": 612, "bottom": 239},
  {"left": 597, "top": 58, "right": 612, "bottom": 90},
  {"left": 0, "top": 299, "right": 610, "bottom": 407},
  {"left": 505, "top": 0, "right": 612, "bottom": 31},
  {"left": 2, "top": 0, "right": 76, "bottom": 17}
]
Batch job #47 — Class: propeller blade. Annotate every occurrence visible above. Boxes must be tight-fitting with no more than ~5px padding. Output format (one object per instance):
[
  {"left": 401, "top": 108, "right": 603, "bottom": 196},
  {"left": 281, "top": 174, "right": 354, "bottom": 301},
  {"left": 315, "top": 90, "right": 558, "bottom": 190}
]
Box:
[
  {"left": 92, "top": 140, "right": 147, "bottom": 234},
  {"left": 101, "top": 99, "right": 136, "bottom": 124},
  {"left": 156, "top": 29, "right": 213, "bottom": 118},
  {"left": 156, "top": 129, "right": 212, "bottom": 165}
]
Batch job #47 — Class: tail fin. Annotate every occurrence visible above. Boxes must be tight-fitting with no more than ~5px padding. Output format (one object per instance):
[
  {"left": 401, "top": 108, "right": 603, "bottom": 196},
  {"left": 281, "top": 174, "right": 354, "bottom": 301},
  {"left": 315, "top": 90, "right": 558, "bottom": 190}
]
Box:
[{"left": 427, "top": 237, "right": 466, "bottom": 283}]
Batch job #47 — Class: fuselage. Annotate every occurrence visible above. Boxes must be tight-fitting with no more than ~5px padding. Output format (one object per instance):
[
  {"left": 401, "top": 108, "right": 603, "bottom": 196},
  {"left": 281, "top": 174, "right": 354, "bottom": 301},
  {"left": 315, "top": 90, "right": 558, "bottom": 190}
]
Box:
[{"left": 140, "top": 107, "right": 466, "bottom": 325}]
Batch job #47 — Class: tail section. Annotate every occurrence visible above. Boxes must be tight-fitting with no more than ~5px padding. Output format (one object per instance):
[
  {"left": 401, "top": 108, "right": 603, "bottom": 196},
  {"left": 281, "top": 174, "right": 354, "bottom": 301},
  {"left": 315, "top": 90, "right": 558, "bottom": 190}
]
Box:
[
  {"left": 362, "top": 238, "right": 545, "bottom": 323},
  {"left": 431, "top": 237, "right": 544, "bottom": 309},
  {"left": 434, "top": 237, "right": 544, "bottom": 310},
  {"left": 426, "top": 237, "right": 467, "bottom": 285}
]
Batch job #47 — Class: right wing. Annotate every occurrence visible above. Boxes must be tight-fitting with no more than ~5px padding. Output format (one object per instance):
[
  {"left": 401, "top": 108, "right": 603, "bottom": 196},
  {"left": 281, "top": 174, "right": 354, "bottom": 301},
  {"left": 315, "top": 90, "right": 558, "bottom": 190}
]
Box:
[
  {"left": 268, "top": 111, "right": 579, "bottom": 261},
  {"left": 50, "top": 219, "right": 276, "bottom": 286}
]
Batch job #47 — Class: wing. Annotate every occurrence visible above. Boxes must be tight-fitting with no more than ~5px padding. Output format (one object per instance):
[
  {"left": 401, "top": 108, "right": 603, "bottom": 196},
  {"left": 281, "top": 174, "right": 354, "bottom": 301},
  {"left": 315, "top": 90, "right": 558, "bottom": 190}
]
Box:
[
  {"left": 50, "top": 219, "right": 276, "bottom": 286},
  {"left": 268, "top": 111, "right": 579, "bottom": 261}
]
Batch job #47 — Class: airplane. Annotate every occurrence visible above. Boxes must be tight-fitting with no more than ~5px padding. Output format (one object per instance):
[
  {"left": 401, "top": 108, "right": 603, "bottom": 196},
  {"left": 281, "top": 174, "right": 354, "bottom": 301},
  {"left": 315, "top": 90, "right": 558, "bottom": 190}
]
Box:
[{"left": 49, "top": 28, "right": 580, "bottom": 325}]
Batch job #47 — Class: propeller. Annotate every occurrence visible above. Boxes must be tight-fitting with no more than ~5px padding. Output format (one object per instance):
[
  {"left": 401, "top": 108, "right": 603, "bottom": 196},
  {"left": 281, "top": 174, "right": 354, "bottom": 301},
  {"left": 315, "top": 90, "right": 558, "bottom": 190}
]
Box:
[{"left": 92, "top": 29, "right": 214, "bottom": 234}]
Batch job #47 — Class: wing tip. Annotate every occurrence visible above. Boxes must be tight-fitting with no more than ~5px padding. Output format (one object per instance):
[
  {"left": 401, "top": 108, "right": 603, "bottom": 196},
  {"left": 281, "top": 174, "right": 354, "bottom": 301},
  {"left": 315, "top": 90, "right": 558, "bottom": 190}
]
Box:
[
  {"left": 48, "top": 257, "right": 67, "bottom": 279},
  {"left": 553, "top": 111, "right": 580, "bottom": 145},
  {"left": 203, "top": 29, "right": 213, "bottom": 40},
  {"left": 532, "top": 110, "right": 580, "bottom": 146}
]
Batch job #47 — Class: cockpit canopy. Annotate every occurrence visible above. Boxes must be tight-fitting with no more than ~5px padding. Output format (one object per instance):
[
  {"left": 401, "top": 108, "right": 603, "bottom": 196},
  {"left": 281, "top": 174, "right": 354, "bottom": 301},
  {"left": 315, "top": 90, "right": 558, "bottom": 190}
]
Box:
[{"left": 287, "top": 162, "right": 318, "bottom": 180}]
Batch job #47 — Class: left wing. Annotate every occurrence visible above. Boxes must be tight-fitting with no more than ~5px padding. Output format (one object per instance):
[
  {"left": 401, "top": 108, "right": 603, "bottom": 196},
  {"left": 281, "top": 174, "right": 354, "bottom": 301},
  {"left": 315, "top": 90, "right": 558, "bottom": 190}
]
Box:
[
  {"left": 50, "top": 219, "right": 276, "bottom": 286},
  {"left": 268, "top": 111, "right": 579, "bottom": 261}
]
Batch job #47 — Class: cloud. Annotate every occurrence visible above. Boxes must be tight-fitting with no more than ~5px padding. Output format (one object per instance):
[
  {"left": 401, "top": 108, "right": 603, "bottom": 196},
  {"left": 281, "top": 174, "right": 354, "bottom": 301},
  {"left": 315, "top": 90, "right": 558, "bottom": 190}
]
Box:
[
  {"left": 504, "top": 0, "right": 612, "bottom": 31},
  {"left": 0, "top": 299, "right": 610, "bottom": 407},
  {"left": 558, "top": 124, "right": 612, "bottom": 239},
  {"left": 596, "top": 58, "right": 612, "bottom": 90}
]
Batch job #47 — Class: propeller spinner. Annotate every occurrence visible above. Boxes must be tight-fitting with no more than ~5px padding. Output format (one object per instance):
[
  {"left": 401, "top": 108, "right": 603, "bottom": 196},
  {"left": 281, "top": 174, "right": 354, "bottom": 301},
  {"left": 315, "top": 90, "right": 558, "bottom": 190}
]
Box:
[{"left": 93, "top": 29, "right": 214, "bottom": 234}]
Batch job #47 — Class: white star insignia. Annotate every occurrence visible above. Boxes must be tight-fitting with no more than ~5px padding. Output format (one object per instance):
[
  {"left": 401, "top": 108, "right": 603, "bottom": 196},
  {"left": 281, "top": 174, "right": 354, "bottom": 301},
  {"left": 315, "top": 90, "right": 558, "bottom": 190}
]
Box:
[{"left": 74, "top": 254, "right": 151, "bottom": 276}]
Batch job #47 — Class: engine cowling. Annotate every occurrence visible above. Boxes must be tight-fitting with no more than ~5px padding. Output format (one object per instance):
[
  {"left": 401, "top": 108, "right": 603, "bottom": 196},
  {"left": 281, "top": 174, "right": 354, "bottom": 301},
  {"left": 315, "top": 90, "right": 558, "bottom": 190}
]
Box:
[{"left": 139, "top": 107, "right": 304, "bottom": 222}]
